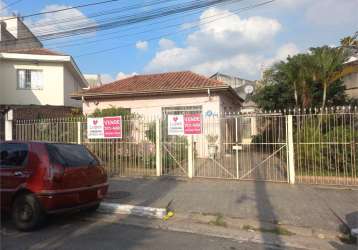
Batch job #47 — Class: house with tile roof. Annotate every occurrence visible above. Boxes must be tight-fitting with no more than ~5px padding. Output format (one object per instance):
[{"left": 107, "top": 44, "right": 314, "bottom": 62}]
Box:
[
  {"left": 0, "top": 17, "right": 88, "bottom": 139},
  {"left": 0, "top": 17, "right": 88, "bottom": 108},
  {"left": 71, "top": 71, "right": 243, "bottom": 118}
]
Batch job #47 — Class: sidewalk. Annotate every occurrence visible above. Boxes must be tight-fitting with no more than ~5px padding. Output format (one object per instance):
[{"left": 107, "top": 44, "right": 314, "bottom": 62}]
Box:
[{"left": 106, "top": 176, "right": 358, "bottom": 235}]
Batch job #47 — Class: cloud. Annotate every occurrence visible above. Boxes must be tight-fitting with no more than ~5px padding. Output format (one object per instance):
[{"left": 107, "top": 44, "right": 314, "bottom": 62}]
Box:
[
  {"left": 100, "top": 74, "right": 115, "bottom": 84},
  {"left": 99, "top": 72, "right": 137, "bottom": 84},
  {"left": 304, "top": 0, "right": 358, "bottom": 27},
  {"left": 158, "top": 38, "right": 176, "bottom": 50},
  {"left": 116, "top": 72, "right": 137, "bottom": 80},
  {"left": 145, "top": 7, "right": 286, "bottom": 79},
  {"left": 135, "top": 40, "right": 148, "bottom": 51},
  {"left": 26, "top": 4, "right": 96, "bottom": 37}
]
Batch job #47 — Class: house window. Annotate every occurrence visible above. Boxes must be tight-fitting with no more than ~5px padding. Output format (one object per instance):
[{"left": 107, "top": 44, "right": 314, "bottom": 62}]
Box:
[
  {"left": 162, "top": 105, "right": 202, "bottom": 116},
  {"left": 17, "top": 69, "right": 43, "bottom": 90}
]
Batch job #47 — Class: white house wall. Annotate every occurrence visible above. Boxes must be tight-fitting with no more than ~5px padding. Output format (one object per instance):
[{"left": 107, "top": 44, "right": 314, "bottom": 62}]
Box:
[
  {"left": 0, "top": 60, "right": 65, "bottom": 105},
  {"left": 83, "top": 93, "right": 221, "bottom": 118},
  {"left": 63, "top": 66, "right": 83, "bottom": 107}
]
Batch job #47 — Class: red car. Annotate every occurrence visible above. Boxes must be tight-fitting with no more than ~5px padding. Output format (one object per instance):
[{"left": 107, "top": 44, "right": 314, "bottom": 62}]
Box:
[{"left": 0, "top": 141, "right": 108, "bottom": 230}]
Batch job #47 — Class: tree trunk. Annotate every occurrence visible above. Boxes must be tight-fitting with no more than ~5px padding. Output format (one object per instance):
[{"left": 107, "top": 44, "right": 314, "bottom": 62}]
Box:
[
  {"left": 294, "top": 82, "right": 298, "bottom": 107},
  {"left": 322, "top": 82, "right": 327, "bottom": 108}
]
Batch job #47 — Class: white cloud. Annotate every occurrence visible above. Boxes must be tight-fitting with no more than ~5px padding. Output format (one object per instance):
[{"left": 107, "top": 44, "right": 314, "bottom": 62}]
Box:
[
  {"left": 26, "top": 4, "right": 96, "bottom": 37},
  {"left": 116, "top": 72, "right": 137, "bottom": 80},
  {"left": 158, "top": 38, "right": 176, "bottom": 50},
  {"left": 304, "top": 0, "right": 358, "bottom": 27},
  {"left": 135, "top": 40, "right": 148, "bottom": 51},
  {"left": 145, "top": 7, "right": 286, "bottom": 79},
  {"left": 100, "top": 74, "right": 115, "bottom": 84},
  {"left": 99, "top": 72, "right": 137, "bottom": 84}
]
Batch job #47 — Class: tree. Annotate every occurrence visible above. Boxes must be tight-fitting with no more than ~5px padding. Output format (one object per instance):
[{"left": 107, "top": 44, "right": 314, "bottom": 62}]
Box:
[
  {"left": 90, "top": 105, "right": 131, "bottom": 117},
  {"left": 252, "top": 46, "right": 350, "bottom": 110},
  {"left": 309, "top": 46, "right": 349, "bottom": 107}
]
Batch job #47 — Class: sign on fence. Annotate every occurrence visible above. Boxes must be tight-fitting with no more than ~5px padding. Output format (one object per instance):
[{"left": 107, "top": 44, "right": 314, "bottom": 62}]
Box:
[
  {"left": 168, "top": 114, "right": 202, "bottom": 135},
  {"left": 88, "top": 116, "right": 122, "bottom": 139},
  {"left": 184, "top": 114, "right": 202, "bottom": 135},
  {"left": 168, "top": 115, "right": 184, "bottom": 135}
]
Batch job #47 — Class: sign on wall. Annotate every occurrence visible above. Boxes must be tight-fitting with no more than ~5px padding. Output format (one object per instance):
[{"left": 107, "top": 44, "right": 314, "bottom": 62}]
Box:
[
  {"left": 168, "top": 115, "right": 184, "bottom": 135},
  {"left": 168, "top": 114, "right": 202, "bottom": 135},
  {"left": 184, "top": 114, "right": 202, "bottom": 135},
  {"left": 88, "top": 116, "right": 122, "bottom": 139}
]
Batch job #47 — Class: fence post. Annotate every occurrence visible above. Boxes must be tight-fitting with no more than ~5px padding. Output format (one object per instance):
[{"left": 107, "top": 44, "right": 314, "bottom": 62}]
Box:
[
  {"left": 77, "top": 121, "right": 82, "bottom": 144},
  {"left": 287, "top": 115, "right": 295, "bottom": 184},
  {"left": 188, "top": 135, "right": 194, "bottom": 178},
  {"left": 155, "top": 119, "right": 162, "bottom": 177},
  {"left": 5, "top": 109, "right": 13, "bottom": 141}
]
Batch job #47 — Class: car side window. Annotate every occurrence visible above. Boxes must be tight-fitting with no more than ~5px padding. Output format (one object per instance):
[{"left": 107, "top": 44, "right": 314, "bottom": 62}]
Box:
[{"left": 0, "top": 143, "right": 29, "bottom": 168}]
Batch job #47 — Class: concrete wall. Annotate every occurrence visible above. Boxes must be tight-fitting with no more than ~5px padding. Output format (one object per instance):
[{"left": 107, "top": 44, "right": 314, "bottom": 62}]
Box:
[
  {"left": 83, "top": 93, "right": 222, "bottom": 118},
  {"left": 63, "top": 66, "right": 82, "bottom": 107},
  {"left": 344, "top": 72, "right": 358, "bottom": 98},
  {"left": 0, "top": 59, "right": 64, "bottom": 105},
  {"left": 0, "top": 17, "right": 42, "bottom": 50},
  {"left": 82, "top": 92, "right": 242, "bottom": 158}
]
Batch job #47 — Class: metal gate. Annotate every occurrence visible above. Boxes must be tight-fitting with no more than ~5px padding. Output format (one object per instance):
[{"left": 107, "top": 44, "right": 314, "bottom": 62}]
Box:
[
  {"left": 161, "top": 115, "right": 188, "bottom": 177},
  {"left": 194, "top": 114, "right": 288, "bottom": 182}
]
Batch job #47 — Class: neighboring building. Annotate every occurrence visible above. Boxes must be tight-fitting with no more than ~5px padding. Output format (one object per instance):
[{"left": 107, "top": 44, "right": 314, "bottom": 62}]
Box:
[
  {"left": 72, "top": 71, "right": 243, "bottom": 157},
  {"left": 210, "top": 72, "right": 258, "bottom": 113},
  {"left": 71, "top": 71, "right": 242, "bottom": 118},
  {"left": 0, "top": 48, "right": 88, "bottom": 107},
  {"left": 0, "top": 16, "right": 42, "bottom": 50},
  {"left": 343, "top": 56, "right": 358, "bottom": 99},
  {"left": 84, "top": 74, "right": 103, "bottom": 88},
  {"left": 0, "top": 17, "right": 88, "bottom": 139}
]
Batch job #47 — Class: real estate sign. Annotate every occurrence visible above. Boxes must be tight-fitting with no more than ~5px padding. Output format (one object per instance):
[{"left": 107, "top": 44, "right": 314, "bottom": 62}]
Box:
[
  {"left": 88, "top": 116, "right": 122, "bottom": 139},
  {"left": 168, "top": 114, "right": 202, "bottom": 135},
  {"left": 168, "top": 114, "right": 184, "bottom": 135},
  {"left": 184, "top": 114, "right": 202, "bottom": 135}
]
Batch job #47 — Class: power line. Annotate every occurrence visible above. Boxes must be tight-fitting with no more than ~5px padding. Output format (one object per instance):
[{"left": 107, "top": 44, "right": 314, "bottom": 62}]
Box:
[
  {"left": 45, "top": 0, "right": 237, "bottom": 48},
  {"left": 75, "top": 0, "right": 274, "bottom": 57},
  {"left": 4, "top": 0, "right": 179, "bottom": 34},
  {"left": 1, "top": 0, "right": 123, "bottom": 21},
  {"left": 0, "top": 0, "right": 237, "bottom": 44},
  {"left": 0, "top": 0, "right": 23, "bottom": 12}
]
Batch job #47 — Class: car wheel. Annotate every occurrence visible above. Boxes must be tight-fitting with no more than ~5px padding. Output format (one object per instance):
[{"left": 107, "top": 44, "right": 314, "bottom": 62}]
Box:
[
  {"left": 86, "top": 203, "right": 100, "bottom": 213},
  {"left": 12, "top": 193, "right": 45, "bottom": 231}
]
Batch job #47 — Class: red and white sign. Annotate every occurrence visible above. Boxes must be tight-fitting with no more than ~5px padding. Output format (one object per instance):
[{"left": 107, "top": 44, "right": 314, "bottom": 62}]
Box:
[
  {"left": 168, "top": 113, "right": 202, "bottom": 135},
  {"left": 168, "top": 115, "right": 184, "bottom": 135},
  {"left": 88, "top": 116, "right": 122, "bottom": 139},
  {"left": 184, "top": 114, "right": 202, "bottom": 135}
]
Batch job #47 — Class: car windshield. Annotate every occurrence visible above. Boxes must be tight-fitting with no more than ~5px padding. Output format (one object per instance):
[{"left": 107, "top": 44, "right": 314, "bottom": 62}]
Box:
[{"left": 47, "top": 143, "right": 99, "bottom": 168}]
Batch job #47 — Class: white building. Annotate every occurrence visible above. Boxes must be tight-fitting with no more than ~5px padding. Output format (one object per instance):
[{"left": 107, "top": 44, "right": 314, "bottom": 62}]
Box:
[{"left": 0, "top": 16, "right": 88, "bottom": 108}]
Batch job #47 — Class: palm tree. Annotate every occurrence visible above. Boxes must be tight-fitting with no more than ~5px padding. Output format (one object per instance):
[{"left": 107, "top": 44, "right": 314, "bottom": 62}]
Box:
[
  {"left": 340, "top": 33, "right": 358, "bottom": 47},
  {"left": 275, "top": 54, "right": 313, "bottom": 108},
  {"left": 309, "top": 46, "right": 349, "bottom": 107}
]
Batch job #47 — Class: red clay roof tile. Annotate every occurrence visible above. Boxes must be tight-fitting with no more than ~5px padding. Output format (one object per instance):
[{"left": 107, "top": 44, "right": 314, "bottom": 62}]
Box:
[{"left": 84, "top": 71, "right": 227, "bottom": 95}]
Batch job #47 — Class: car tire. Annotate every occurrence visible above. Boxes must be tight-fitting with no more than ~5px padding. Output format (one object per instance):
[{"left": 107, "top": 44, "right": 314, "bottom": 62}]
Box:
[
  {"left": 12, "top": 193, "right": 45, "bottom": 231},
  {"left": 86, "top": 203, "right": 100, "bottom": 213}
]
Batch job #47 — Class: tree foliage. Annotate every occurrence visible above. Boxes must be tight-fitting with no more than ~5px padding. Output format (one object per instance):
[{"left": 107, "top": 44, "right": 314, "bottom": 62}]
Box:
[
  {"left": 252, "top": 43, "right": 352, "bottom": 110},
  {"left": 90, "top": 105, "right": 131, "bottom": 117}
]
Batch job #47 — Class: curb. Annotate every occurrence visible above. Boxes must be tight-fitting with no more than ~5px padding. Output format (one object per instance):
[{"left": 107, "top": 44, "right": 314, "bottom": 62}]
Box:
[{"left": 99, "top": 202, "right": 167, "bottom": 219}]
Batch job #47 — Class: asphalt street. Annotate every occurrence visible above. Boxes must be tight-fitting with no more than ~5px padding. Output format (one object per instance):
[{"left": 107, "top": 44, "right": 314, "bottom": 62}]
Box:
[{"left": 0, "top": 212, "right": 302, "bottom": 250}]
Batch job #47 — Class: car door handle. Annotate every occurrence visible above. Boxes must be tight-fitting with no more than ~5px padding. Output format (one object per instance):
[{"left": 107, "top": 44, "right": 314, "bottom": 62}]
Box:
[{"left": 13, "top": 171, "right": 24, "bottom": 177}]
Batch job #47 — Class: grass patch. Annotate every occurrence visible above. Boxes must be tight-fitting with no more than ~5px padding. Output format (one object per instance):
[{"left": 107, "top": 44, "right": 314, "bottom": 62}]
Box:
[
  {"left": 209, "top": 213, "right": 227, "bottom": 227},
  {"left": 242, "top": 224, "right": 295, "bottom": 236}
]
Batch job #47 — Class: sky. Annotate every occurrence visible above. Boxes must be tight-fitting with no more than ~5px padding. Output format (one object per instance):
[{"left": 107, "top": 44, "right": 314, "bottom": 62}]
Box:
[{"left": 1, "top": 0, "right": 357, "bottom": 82}]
